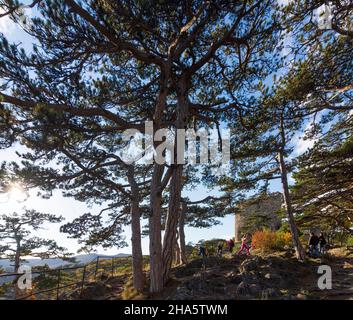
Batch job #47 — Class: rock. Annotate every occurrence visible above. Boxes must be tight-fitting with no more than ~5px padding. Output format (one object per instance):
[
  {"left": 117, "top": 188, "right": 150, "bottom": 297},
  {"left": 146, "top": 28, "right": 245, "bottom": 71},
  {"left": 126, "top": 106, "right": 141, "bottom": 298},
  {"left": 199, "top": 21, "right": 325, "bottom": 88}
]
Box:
[
  {"left": 296, "top": 293, "right": 308, "bottom": 300},
  {"left": 261, "top": 288, "right": 281, "bottom": 299},
  {"left": 236, "top": 281, "right": 251, "bottom": 296},
  {"left": 263, "top": 272, "right": 283, "bottom": 285},
  {"left": 171, "top": 286, "right": 193, "bottom": 300},
  {"left": 239, "top": 258, "right": 259, "bottom": 273},
  {"left": 185, "top": 278, "right": 204, "bottom": 292},
  {"left": 69, "top": 282, "right": 110, "bottom": 300},
  {"left": 213, "top": 285, "right": 226, "bottom": 294},
  {"left": 249, "top": 283, "right": 262, "bottom": 296},
  {"left": 231, "top": 275, "right": 243, "bottom": 285},
  {"left": 241, "top": 271, "right": 259, "bottom": 283},
  {"left": 226, "top": 271, "right": 242, "bottom": 284}
]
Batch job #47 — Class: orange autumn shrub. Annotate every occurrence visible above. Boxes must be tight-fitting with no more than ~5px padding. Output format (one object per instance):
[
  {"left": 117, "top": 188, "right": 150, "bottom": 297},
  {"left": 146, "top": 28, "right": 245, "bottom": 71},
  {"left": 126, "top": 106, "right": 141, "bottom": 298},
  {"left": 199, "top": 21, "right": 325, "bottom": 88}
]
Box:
[{"left": 252, "top": 230, "right": 292, "bottom": 253}]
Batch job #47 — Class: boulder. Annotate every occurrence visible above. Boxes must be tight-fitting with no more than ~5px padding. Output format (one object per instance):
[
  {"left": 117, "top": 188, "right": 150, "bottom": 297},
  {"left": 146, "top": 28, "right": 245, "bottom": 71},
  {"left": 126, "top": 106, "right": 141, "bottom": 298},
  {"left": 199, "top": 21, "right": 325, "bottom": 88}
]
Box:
[
  {"left": 261, "top": 288, "right": 281, "bottom": 299},
  {"left": 249, "top": 283, "right": 262, "bottom": 296},
  {"left": 226, "top": 271, "right": 243, "bottom": 284},
  {"left": 296, "top": 293, "right": 308, "bottom": 300},
  {"left": 236, "top": 281, "right": 251, "bottom": 297},
  {"left": 263, "top": 272, "right": 283, "bottom": 286},
  {"left": 239, "top": 257, "right": 260, "bottom": 273},
  {"left": 170, "top": 286, "right": 193, "bottom": 300}
]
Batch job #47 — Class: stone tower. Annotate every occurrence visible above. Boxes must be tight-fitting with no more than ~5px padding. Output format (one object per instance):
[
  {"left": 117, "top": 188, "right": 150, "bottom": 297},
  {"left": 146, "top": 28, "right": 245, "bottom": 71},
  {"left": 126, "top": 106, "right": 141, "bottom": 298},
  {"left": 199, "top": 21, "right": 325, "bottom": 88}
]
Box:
[{"left": 235, "top": 192, "right": 283, "bottom": 240}]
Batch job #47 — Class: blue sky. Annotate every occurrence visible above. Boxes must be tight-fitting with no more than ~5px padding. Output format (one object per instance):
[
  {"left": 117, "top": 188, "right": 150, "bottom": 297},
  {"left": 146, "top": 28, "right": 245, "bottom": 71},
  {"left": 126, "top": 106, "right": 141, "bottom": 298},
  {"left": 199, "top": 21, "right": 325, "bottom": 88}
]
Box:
[{"left": 0, "top": 2, "right": 313, "bottom": 256}]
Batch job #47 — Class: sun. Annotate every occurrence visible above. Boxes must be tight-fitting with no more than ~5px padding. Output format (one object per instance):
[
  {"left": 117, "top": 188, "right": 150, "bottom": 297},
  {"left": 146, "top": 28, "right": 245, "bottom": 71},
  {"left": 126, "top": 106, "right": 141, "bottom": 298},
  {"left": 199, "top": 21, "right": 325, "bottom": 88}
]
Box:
[{"left": 8, "top": 183, "right": 28, "bottom": 203}]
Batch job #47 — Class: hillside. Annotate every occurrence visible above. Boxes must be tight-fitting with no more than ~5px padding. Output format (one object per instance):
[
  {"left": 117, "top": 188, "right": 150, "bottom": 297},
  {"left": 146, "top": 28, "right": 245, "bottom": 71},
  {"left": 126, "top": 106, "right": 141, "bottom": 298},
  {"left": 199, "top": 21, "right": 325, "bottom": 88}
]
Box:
[{"left": 63, "top": 248, "right": 353, "bottom": 300}]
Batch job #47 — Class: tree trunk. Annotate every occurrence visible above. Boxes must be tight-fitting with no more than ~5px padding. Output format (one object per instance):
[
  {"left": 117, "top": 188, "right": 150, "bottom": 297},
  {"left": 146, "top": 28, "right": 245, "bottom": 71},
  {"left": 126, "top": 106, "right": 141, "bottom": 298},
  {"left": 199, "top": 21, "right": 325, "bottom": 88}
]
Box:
[
  {"left": 14, "top": 237, "right": 21, "bottom": 298},
  {"left": 149, "top": 164, "right": 164, "bottom": 293},
  {"left": 235, "top": 213, "right": 241, "bottom": 242},
  {"left": 148, "top": 67, "right": 169, "bottom": 294},
  {"left": 162, "top": 78, "right": 188, "bottom": 283},
  {"left": 174, "top": 230, "right": 181, "bottom": 266},
  {"left": 278, "top": 150, "right": 306, "bottom": 262},
  {"left": 179, "top": 202, "right": 187, "bottom": 264},
  {"left": 130, "top": 198, "right": 144, "bottom": 292},
  {"left": 162, "top": 165, "right": 183, "bottom": 283},
  {"left": 14, "top": 245, "right": 20, "bottom": 273},
  {"left": 127, "top": 167, "right": 144, "bottom": 293}
]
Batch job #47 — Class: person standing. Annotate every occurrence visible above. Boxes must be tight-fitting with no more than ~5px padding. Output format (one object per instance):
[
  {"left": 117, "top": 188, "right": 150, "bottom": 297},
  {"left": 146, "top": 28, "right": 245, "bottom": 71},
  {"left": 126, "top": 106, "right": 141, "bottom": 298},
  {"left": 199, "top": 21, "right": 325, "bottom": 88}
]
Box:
[
  {"left": 318, "top": 232, "right": 327, "bottom": 255},
  {"left": 227, "top": 238, "right": 235, "bottom": 254},
  {"left": 308, "top": 232, "right": 319, "bottom": 257},
  {"left": 217, "top": 241, "right": 224, "bottom": 257},
  {"left": 237, "top": 234, "right": 251, "bottom": 256}
]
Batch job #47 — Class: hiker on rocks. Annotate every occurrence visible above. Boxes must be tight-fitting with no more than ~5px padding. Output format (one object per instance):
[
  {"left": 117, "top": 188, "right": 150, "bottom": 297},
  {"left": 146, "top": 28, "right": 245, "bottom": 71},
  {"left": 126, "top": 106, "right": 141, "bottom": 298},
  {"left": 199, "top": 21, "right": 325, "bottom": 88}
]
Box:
[
  {"left": 237, "top": 234, "right": 251, "bottom": 256},
  {"left": 217, "top": 241, "right": 224, "bottom": 257},
  {"left": 227, "top": 238, "right": 235, "bottom": 253},
  {"left": 308, "top": 232, "right": 319, "bottom": 257},
  {"left": 198, "top": 244, "right": 208, "bottom": 258},
  {"left": 318, "top": 232, "right": 327, "bottom": 255}
]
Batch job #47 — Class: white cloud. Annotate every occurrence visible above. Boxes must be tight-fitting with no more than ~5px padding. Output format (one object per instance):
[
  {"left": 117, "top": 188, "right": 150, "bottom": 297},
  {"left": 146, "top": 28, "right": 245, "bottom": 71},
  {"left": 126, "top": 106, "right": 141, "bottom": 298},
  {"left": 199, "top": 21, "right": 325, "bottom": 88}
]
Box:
[
  {"left": 293, "top": 135, "right": 316, "bottom": 156},
  {"left": 292, "top": 116, "right": 320, "bottom": 156}
]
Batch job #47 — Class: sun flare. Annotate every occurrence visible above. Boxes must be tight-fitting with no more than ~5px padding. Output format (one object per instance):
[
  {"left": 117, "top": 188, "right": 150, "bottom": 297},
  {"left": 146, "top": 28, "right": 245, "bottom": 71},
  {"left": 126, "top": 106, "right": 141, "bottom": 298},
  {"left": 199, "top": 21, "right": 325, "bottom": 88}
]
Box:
[{"left": 8, "top": 183, "right": 28, "bottom": 203}]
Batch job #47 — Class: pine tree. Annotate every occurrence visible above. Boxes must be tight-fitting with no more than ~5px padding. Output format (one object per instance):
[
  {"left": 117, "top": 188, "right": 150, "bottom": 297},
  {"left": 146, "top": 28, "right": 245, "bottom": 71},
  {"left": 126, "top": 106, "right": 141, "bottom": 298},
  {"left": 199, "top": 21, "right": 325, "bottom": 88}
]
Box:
[
  {"left": 0, "top": 0, "right": 281, "bottom": 292},
  {"left": 0, "top": 209, "right": 71, "bottom": 273}
]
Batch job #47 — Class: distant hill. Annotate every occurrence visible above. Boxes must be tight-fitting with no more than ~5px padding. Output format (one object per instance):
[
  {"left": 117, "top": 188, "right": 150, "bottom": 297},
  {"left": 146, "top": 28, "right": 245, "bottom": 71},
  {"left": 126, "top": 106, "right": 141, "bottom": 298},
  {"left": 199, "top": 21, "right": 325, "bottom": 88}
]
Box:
[{"left": 0, "top": 253, "right": 131, "bottom": 272}]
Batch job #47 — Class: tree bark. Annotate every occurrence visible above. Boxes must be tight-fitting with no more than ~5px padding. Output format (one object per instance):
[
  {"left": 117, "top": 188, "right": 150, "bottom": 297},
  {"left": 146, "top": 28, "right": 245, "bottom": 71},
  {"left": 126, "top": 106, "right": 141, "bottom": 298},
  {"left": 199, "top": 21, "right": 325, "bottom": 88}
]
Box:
[
  {"left": 174, "top": 230, "right": 181, "bottom": 266},
  {"left": 127, "top": 167, "right": 144, "bottom": 293},
  {"left": 148, "top": 66, "right": 169, "bottom": 294},
  {"left": 14, "top": 239, "right": 21, "bottom": 273},
  {"left": 179, "top": 202, "right": 188, "bottom": 265},
  {"left": 149, "top": 164, "right": 164, "bottom": 293},
  {"left": 278, "top": 150, "right": 306, "bottom": 262},
  {"left": 14, "top": 236, "right": 21, "bottom": 298},
  {"left": 162, "top": 165, "right": 183, "bottom": 283},
  {"left": 278, "top": 113, "right": 306, "bottom": 262},
  {"left": 162, "top": 78, "right": 189, "bottom": 283}
]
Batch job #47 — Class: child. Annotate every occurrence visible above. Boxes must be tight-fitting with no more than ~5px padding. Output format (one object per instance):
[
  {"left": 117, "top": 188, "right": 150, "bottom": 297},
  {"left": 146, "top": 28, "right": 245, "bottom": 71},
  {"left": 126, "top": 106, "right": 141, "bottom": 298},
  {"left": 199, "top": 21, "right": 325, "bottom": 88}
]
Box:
[{"left": 237, "top": 234, "right": 251, "bottom": 256}]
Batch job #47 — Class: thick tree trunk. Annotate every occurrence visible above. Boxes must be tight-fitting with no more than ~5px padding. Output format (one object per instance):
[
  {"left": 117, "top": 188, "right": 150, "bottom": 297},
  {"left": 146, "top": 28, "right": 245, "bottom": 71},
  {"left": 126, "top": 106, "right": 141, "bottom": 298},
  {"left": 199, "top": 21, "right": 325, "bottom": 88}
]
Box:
[
  {"left": 149, "top": 164, "right": 164, "bottom": 293},
  {"left": 127, "top": 167, "right": 144, "bottom": 293},
  {"left": 278, "top": 150, "right": 306, "bottom": 262},
  {"left": 162, "top": 78, "right": 188, "bottom": 283},
  {"left": 130, "top": 199, "right": 144, "bottom": 292},
  {"left": 179, "top": 202, "right": 187, "bottom": 265},
  {"left": 148, "top": 67, "right": 169, "bottom": 294},
  {"left": 162, "top": 165, "right": 183, "bottom": 283},
  {"left": 174, "top": 230, "right": 181, "bottom": 266}
]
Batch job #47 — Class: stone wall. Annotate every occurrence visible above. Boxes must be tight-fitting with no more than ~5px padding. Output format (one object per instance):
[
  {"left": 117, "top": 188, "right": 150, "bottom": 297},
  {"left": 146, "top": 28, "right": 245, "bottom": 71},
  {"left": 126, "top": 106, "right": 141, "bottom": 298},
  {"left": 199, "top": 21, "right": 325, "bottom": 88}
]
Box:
[{"left": 235, "top": 192, "right": 283, "bottom": 240}]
